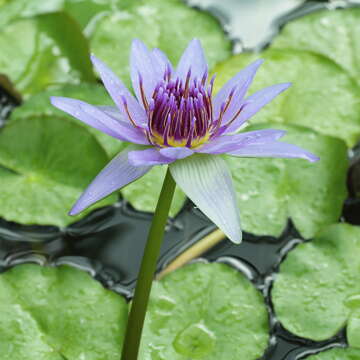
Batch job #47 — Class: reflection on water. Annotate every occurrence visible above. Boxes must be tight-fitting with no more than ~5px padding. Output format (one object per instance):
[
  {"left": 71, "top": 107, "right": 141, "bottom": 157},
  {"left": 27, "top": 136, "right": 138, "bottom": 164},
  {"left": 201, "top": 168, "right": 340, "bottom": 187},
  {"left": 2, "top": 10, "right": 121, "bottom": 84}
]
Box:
[{"left": 186, "top": 0, "right": 306, "bottom": 50}]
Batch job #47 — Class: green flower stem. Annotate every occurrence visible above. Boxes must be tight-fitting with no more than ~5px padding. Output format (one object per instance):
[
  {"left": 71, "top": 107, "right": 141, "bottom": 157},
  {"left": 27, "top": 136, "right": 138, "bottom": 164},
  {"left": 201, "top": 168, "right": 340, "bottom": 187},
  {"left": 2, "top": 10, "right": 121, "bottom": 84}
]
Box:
[{"left": 121, "top": 167, "right": 176, "bottom": 360}]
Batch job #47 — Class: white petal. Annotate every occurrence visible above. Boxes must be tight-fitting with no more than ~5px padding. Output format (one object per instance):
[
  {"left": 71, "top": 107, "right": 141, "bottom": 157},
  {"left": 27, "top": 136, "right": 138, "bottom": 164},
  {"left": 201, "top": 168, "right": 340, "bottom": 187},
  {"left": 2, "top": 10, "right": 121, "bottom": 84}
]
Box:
[{"left": 170, "top": 154, "right": 242, "bottom": 243}]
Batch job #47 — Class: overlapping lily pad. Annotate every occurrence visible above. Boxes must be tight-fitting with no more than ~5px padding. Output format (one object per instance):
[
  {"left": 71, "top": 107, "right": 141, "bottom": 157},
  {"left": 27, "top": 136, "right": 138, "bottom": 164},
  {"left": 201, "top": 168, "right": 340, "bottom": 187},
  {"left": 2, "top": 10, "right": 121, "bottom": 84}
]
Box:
[
  {"left": 10, "top": 84, "right": 125, "bottom": 157},
  {"left": 0, "top": 12, "right": 95, "bottom": 98},
  {"left": 213, "top": 49, "right": 360, "bottom": 147},
  {"left": 122, "top": 165, "right": 186, "bottom": 217},
  {"left": 305, "top": 347, "right": 360, "bottom": 360},
  {"left": 90, "top": 0, "right": 232, "bottom": 88},
  {"left": 272, "top": 8, "right": 360, "bottom": 84},
  {"left": 0, "top": 0, "right": 122, "bottom": 29},
  {"left": 0, "top": 263, "right": 128, "bottom": 360},
  {"left": 272, "top": 223, "right": 360, "bottom": 341},
  {"left": 0, "top": 116, "right": 117, "bottom": 226},
  {"left": 225, "top": 123, "right": 348, "bottom": 238},
  {"left": 139, "top": 262, "right": 269, "bottom": 360}
]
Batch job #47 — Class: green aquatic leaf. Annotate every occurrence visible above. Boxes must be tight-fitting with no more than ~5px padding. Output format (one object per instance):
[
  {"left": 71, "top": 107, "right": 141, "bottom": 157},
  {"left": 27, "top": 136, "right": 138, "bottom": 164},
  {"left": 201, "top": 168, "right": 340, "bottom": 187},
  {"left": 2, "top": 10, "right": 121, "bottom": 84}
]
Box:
[
  {"left": 139, "top": 262, "right": 269, "bottom": 360},
  {"left": 0, "top": 0, "right": 123, "bottom": 29},
  {"left": 0, "top": 116, "right": 117, "bottom": 226},
  {"left": 0, "top": 12, "right": 95, "bottom": 98},
  {"left": 10, "top": 84, "right": 125, "bottom": 157},
  {"left": 348, "top": 310, "right": 360, "bottom": 349},
  {"left": 90, "top": 0, "right": 232, "bottom": 88},
  {"left": 272, "top": 7, "right": 360, "bottom": 84},
  {"left": 0, "top": 264, "right": 128, "bottom": 360},
  {"left": 122, "top": 165, "right": 186, "bottom": 217},
  {"left": 306, "top": 347, "right": 360, "bottom": 360},
  {"left": 213, "top": 49, "right": 360, "bottom": 147},
  {"left": 225, "top": 123, "right": 348, "bottom": 238},
  {"left": 272, "top": 223, "right": 360, "bottom": 341}
]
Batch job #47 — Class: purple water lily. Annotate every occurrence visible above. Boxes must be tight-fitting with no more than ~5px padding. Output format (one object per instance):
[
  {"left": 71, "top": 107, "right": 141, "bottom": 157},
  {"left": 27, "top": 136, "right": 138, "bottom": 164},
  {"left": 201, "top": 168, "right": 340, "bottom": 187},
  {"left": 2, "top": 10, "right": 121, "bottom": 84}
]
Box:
[{"left": 51, "top": 39, "right": 319, "bottom": 244}]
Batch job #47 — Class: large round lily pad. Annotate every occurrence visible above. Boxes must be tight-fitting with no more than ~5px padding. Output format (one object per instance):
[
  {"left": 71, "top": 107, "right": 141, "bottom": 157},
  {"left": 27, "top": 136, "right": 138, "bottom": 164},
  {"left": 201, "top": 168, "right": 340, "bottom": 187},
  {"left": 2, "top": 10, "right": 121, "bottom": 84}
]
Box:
[
  {"left": 90, "top": 0, "right": 232, "bottom": 88},
  {"left": 272, "top": 223, "right": 360, "bottom": 341},
  {"left": 139, "top": 262, "right": 269, "bottom": 360},
  {"left": 0, "top": 12, "right": 95, "bottom": 98},
  {"left": 305, "top": 347, "right": 360, "bottom": 360},
  {"left": 0, "top": 116, "right": 117, "bottom": 226},
  {"left": 213, "top": 49, "right": 360, "bottom": 147},
  {"left": 225, "top": 123, "right": 348, "bottom": 238},
  {"left": 272, "top": 8, "right": 360, "bottom": 84},
  {"left": 0, "top": 263, "right": 128, "bottom": 360},
  {"left": 10, "top": 84, "right": 125, "bottom": 157}
]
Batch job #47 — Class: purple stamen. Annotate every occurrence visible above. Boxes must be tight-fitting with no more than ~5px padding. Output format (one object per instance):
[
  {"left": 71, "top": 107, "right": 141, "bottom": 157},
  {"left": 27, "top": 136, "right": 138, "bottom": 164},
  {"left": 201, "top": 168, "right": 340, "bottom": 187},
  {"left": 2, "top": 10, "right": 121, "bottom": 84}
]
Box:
[{"left": 144, "top": 66, "right": 245, "bottom": 148}]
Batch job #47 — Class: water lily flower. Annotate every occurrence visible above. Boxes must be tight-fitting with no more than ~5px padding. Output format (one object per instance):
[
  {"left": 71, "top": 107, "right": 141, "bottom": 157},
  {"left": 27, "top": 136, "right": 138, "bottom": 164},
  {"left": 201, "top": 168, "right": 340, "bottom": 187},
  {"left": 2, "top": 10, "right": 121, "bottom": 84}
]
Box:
[{"left": 51, "top": 39, "right": 319, "bottom": 244}]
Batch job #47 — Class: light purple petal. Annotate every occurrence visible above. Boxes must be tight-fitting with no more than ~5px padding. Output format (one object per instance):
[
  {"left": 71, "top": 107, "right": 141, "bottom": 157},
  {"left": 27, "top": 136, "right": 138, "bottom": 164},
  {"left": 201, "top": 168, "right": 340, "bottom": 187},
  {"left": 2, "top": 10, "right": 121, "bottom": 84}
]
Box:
[
  {"left": 196, "top": 129, "right": 287, "bottom": 154},
  {"left": 91, "top": 55, "right": 147, "bottom": 126},
  {"left": 69, "top": 146, "right": 152, "bottom": 215},
  {"left": 170, "top": 154, "right": 241, "bottom": 243},
  {"left": 213, "top": 59, "right": 264, "bottom": 121},
  {"left": 227, "top": 141, "right": 320, "bottom": 162},
  {"left": 176, "top": 39, "right": 208, "bottom": 81},
  {"left": 159, "top": 147, "right": 194, "bottom": 160},
  {"left": 224, "top": 83, "right": 291, "bottom": 133},
  {"left": 130, "top": 39, "right": 160, "bottom": 103},
  {"left": 128, "top": 148, "right": 174, "bottom": 166},
  {"left": 151, "top": 48, "right": 173, "bottom": 77},
  {"left": 50, "top": 97, "right": 149, "bottom": 144}
]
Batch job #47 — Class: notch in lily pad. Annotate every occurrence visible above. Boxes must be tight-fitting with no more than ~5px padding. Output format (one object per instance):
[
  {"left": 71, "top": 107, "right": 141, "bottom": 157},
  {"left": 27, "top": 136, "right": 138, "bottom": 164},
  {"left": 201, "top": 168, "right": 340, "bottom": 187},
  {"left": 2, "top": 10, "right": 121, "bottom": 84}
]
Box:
[
  {"left": 139, "top": 262, "right": 270, "bottom": 359},
  {"left": 0, "top": 12, "right": 95, "bottom": 98},
  {"left": 0, "top": 263, "right": 128, "bottom": 360},
  {"left": 0, "top": 115, "right": 117, "bottom": 227},
  {"left": 272, "top": 223, "right": 360, "bottom": 342}
]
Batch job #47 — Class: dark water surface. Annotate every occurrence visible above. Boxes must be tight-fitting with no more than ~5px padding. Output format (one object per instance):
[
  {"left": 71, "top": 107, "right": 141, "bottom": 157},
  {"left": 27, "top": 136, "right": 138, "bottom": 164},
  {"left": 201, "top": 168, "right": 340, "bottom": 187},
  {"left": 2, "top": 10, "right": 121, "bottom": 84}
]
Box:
[{"left": 1, "top": 0, "right": 360, "bottom": 359}]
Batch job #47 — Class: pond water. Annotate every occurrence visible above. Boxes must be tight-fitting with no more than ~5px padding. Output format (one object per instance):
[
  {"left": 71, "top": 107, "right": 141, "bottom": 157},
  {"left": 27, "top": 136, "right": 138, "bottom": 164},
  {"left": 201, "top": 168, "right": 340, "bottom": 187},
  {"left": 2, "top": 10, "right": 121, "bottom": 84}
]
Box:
[{"left": 0, "top": 0, "right": 359, "bottom": 359}]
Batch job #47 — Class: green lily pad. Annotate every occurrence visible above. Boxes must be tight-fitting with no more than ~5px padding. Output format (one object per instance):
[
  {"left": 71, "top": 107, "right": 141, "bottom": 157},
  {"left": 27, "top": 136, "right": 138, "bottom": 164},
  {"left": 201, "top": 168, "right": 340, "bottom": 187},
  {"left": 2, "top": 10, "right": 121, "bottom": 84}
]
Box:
[
  {"left": 348, "top": 310, "right": 360, "bottom": 349},
  {"left": 213, "top": 49, "right": 360, "bottom": 147},
  {"left": 139, "top": 262, "right": 269, "bottom": 360},
  {"left": 0, "top": 0, "right": 124, "bottom": 29},
  {"left": 90, "top": 0, "right": 232, "bottom": 88},
  {"left": 225, "top": 123, "right": 348, "bottom": 238},
  {"left": 306, "top": 347, "right": 360, "bottom": 360},
  {"left": 0, "top": 12, "right": 95, "bottom": 98},
  {"left": 272, "top": 8, "right": 360, "bottom": 84},
  {"left": 122, "top": 165, "right": 186, "bottom": 217},
  {"left": 0, "top": 263, "right": 128, "bottom": 360},
  {"left": 10, "top": 84, "right": 125, "bottom": 157},
  {"left": 0, "top": 116, "right": 117, "bottom": 226},
  {"left": 272, "top": 223, "right": 360, "bottom": 341}
]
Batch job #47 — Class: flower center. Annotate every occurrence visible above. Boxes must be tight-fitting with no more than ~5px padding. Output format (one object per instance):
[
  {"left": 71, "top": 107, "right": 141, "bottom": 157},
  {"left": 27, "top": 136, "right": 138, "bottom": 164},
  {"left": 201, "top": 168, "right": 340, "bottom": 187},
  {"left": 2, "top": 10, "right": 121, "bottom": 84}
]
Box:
[{"left": 142, "top": 68, "right": 218, "bottom": 149}]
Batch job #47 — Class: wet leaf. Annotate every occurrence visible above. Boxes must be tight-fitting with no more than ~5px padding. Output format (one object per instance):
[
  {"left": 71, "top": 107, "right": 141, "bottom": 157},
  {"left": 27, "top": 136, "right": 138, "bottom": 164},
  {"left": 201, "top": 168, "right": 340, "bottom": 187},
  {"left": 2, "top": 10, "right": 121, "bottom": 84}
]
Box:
[
  {"left": 90, "top": 0, "right": 232, "bottom": 88},
  {"left": 272, "top": 8, "right": 360, "bottom": 84},
  {"left": 0, "top": 12, "right": 95, "bottom": 98},
  {"left": 122, "top": 165, "right": 186, "bottom": 217},
  {"left": 306, "top": 347, "right": 360, "bottom": 360},
  {"left": 272, "top": 223, "right": 360, "bottom": 341},
  {"left": 225, "top": 123, "right": 348, "bottom": 238},
  {"left": 10, "top": 84, "right": 125, "bottom": 157},
  {"left": 139, "top": 262, "right": 269, "bottom": 360},
  {"left": 0, "top": 0, "right": 122, "bottom": 29},
  {"left": 0, "top": 116, "right": 117, "bottom": 226},
  {"left": 214, "top": 49, "right": 360, "bottom": 147},
  {"left": 0, "top": 263, "right": 128, "bottom": 360}
]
